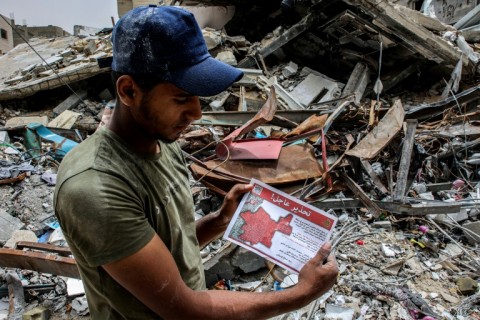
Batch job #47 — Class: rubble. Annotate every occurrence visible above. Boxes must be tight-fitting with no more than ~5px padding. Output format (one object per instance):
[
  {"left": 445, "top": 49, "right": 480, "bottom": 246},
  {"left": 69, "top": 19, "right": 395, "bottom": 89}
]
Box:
[{"left": 0, "top": 0, "right": 479, "bottom": 319}]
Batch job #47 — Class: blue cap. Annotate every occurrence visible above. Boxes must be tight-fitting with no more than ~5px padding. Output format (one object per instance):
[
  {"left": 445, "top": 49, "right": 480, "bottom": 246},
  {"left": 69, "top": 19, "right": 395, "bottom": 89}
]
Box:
[{"left": 111, "top": 6, "right": 243, "bottom": 97}]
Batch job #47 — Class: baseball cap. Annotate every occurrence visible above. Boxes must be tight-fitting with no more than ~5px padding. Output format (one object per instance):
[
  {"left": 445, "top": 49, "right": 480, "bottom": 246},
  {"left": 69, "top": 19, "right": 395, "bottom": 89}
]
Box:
[{"left": 111, "top": 5, "right": 244, "bottom": 97}]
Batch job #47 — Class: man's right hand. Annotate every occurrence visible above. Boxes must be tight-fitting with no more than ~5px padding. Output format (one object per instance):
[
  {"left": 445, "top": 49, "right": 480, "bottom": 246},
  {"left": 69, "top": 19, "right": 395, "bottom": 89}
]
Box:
[{"left": 296, "top": 242, "right": 339, "bottom": 301}]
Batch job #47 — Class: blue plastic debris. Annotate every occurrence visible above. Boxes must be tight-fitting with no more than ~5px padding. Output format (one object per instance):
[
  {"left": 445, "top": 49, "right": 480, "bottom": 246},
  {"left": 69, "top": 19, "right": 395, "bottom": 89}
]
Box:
[{"left": 25, "top": 123, "right": 78, "bottom": 160}]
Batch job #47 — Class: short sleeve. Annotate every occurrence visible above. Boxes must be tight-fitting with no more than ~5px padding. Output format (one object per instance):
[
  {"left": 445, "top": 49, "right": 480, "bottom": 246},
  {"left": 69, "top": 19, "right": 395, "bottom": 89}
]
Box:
[{"left": 55, "top": 169, "right": 156, "bottom": 267}]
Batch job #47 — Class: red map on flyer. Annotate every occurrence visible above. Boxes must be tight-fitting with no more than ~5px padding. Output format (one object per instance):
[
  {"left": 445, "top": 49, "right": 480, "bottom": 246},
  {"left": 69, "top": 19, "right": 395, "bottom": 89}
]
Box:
[
  {"left": 239, "top": 209, "right": 293, "bottom": 248},
  {"left": 224, "top": 178, "right": 337, "bottom": 274}
]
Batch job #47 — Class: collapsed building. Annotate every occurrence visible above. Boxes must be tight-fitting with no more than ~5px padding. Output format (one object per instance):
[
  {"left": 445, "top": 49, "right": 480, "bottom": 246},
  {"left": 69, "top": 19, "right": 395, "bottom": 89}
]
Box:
[{"left": 0, "top": 0, "right": 479, "bottom": 319}]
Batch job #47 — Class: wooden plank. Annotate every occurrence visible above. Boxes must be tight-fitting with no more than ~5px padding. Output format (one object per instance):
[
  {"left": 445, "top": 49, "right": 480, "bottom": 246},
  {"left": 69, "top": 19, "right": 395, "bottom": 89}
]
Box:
[
  {"left": 360, "top": 160, "right": 389, "bottom": 194},
  {"left": 0, "top": 248, "right": 80, "bottom": 279},
  {"left": 346, "top": 99, "right": 404, "bottom": 159},
  {"left": 340, "top": 172, "right": 382, "bottom": 217},
  {"left": 15, "top": 241, "right": 72, "bottom": 257},
  {"left": 6, "top": 271, "right": 24, "bottom": 318},
  {"left": 393, "top": 120, "right": 418, "bottom": 201}
]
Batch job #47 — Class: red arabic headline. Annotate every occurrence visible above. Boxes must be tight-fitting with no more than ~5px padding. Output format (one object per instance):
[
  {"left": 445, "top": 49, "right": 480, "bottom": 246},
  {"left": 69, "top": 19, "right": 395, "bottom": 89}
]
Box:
[{"left": 257, "top": 184, "right": 334, "bottom": 231}]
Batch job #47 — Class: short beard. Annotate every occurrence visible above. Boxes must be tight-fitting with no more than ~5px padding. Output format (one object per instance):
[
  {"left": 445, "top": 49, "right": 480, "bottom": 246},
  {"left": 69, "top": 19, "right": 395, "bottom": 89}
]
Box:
[{"left": 139, "top": 93, "right": 178, "bottom": 144}]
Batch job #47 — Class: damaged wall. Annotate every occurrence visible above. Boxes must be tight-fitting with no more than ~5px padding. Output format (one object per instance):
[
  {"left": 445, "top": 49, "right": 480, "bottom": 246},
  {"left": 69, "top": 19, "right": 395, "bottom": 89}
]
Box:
[{"left": 0, "top": 14, "right": 14, "bottom": 55}]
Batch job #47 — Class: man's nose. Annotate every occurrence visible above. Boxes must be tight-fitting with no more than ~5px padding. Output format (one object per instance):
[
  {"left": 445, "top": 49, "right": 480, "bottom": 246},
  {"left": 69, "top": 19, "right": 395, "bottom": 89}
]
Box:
[{"left": 186, "top": 97, "right": 202, "bottom": 121}]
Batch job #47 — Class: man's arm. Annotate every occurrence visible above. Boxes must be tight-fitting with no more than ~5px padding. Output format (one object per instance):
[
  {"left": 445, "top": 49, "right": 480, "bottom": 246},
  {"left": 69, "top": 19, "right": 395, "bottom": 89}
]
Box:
[
  {"left": 196, "top": 184, "right": 253, "bottom": 248},
  {"left": 103, "top": 236, "right": 338, "bottom": 320}
]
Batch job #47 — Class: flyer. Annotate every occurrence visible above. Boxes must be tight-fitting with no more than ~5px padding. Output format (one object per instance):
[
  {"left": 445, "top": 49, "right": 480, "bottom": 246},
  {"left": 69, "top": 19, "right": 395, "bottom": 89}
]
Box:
[{"left": 224, "top": 178, "right": 338, "bottom": 274}]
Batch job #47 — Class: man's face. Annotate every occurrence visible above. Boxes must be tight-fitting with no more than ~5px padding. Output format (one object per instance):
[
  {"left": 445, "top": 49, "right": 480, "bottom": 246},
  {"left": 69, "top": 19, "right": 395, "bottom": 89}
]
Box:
[{"left": 132, "top": 82, "right": 202, "bottom": 143}]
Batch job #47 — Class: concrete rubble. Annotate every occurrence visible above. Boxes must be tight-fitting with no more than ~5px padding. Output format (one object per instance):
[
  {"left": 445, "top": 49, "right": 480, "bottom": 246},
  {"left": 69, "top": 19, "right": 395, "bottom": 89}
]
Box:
[{"left": 0, "top": 0, "right": 479, "bottom": 319}]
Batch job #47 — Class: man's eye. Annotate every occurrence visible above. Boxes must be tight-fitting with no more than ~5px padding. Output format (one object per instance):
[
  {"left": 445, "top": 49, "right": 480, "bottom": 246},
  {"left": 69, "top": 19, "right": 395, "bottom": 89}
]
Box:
[{"left": 174, "top": 98, "right": 189, "bottom": 104}]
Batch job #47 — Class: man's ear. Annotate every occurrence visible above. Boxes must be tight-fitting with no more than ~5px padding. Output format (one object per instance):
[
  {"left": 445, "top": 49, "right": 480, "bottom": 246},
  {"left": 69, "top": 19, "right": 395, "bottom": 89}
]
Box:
[{"left": 116, "top": 75, "right": 142, "bottom": 108}]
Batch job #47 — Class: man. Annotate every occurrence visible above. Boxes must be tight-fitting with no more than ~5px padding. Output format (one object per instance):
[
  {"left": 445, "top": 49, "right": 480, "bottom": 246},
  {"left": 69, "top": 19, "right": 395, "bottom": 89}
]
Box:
[{"left": 54, "top": 5, "right": 338, "bottom": 319}]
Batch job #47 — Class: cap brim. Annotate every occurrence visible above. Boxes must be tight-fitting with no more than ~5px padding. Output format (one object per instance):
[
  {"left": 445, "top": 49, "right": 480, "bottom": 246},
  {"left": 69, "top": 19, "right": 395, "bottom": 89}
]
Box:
[{"left": 169, "top": 57, "right": 244, "bottom": 97}]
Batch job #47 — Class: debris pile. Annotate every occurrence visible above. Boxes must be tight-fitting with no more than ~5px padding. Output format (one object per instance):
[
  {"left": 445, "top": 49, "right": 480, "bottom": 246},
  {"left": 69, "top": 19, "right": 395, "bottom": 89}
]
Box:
[{"left": 0, "top": 0, "right": 479, "bottom": 319}]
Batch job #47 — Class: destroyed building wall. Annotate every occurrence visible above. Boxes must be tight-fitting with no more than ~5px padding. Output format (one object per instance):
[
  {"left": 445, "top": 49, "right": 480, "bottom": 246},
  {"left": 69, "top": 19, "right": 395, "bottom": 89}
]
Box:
[
  {"left": 117, "top": 0, "right": 160, "bottom": 17},
  {"left": 431, "top": 0, "right": 480, "bottom": 24},
  {"left": 0, "top": 14, "right": 14, "bottom": 55},
  {"left": 13, "top": 25, "right": 70, "bottom": 47},
  {"left": 73, "top": 25, "right": 104, "bottom": 37}
]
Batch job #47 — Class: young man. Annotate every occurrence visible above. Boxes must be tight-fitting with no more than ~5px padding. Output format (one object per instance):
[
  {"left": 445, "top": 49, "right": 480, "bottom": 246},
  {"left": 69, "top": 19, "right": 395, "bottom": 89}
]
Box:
[{"left": 54, "top": 5, "right": 338, "bottom": 319}]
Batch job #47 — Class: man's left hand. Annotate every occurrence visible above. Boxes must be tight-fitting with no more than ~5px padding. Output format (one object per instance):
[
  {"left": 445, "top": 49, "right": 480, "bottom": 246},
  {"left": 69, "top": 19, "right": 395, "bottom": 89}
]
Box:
[
  {"left": 196, "top": 183, "right": 253, "bottom": 247},
  {"left": 217, "top": 183, "right": 253, "bottom": 226}
]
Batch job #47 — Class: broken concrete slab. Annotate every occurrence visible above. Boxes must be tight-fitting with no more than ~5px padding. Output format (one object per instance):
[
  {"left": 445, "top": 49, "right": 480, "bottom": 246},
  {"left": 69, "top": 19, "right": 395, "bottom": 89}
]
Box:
[
  {"left": 5, "top": 116, "right": 49, "bottom": 128},
  {"left": 0, "top": 209, "right": 25, "bottom": 245},
  {"left": 342, "top": 62, "right": 370, "bottom": 105},
  {"left": 345, "top": 0, "right": 468, "bottom": 68},
  {"left": 71, "top": 296, "right": 89, "bottom": 316},
  {"left": 231, "top": 247, "right": 266, "bottom": 273},
  {"left": 290, "top": 72, "right": 343, "bottom": 107},
  {"left": 454, "top": 4, "right": 480, "bottom": 29},
  {"left": 83, "top": 39, "right": 97, "bottom": 56},
  {"left": 238, "top": 13, "right": 316, "bottom": 68},
  {"left": 461, "top": 24, "right": 480, "bottom": 42},
  {"left": 52, "top": 90, "right": 88, "bottom": 116},
  {"left": 0, "top": 131, "right": 9, "bottom": 143},
  {"left": 257, "top": 76, "right": 304, "bottom": 110},
  {"left": 394, "top": 5, "right": 456, "bottom": 32},
  {"left": 456, "top": 277, "right": 479, "bottom": 296},
  {"left": 216, "top": 50, "right": 237, "bottom": 66},
  {"left": 393, "top": 119, "right": 418, "bottom": 202},
  {"left": 324, "top": 304, "right": 355, "bottom": 320},
  {"left": 4, "top": 230, "right": 37, "bottom": 249},
  {"left": 282, "top": 61, "right": 298, "bottom": 78},
  {"left": 202, "top": 29, "right": 222, "bottom": 50},
  {"left": 0, "top": 36, "right": 109, "bottom": 101},
  {"left": 430, "top": 0, "right": 480, "bottom": 25},
  {"left": 22, "top": 306, "right": 50, "bottom": 320},
  {"left": 41, "top": 55, "right": 64, "bottom": 67},
  {"left": 48, "top": 110, "right": 82, "bottom": 129},
  {"left": 463, "top": 221, "right": 480, "bottom": 244}
]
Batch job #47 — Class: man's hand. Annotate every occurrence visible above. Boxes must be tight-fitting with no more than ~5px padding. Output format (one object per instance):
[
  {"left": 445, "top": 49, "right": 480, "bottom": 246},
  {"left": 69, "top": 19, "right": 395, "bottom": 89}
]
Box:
[
  {"left": 196, "top": 183, "right": 253, "bottom": 247},
  {"left": 296, "top": 242, "right": 339, "bottom": 301},
  {"left": 217, "top": 183, "right": 254, "bottom": 226}
]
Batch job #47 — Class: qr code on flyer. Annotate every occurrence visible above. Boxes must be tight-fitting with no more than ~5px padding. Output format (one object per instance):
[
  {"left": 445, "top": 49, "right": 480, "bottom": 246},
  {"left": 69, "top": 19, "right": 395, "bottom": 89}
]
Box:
[{"left": 252, "top": 185, "right": 263, "bottom": 195}]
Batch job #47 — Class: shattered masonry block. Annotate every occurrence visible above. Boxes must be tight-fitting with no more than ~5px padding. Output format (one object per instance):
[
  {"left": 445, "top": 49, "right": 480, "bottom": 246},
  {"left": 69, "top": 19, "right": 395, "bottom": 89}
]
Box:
[
  {"left": 216, "top": 51, "right": 237, "bottom": 66},
  {"left": 53, "top": 90, "right": 88, "bottom": 116},
  {"left": 202, "top": 30, "right": 222, "bottom": 50},
  {"left": 231, "top": 247, "right": 266, "bottom": 273},
  {"left": 0, "top": 131, "right": 9, "bottom": 143},
  {"left": 430, "top": 210, "right": 469, "bottom": 224},
  {"left": 204, "top": 261, "right": 235, "bottom": 288},
  {"left": 4, "top": 230, "right": 38, "bottom": 249},
  {"left": 463, "top": 221, "right": 480, "bottom": 245},
  {"left": 0, "top": 209, "right": 25, "bottom": 245},
  {"left": 456, "top": 277, "right": 479, "bottom": 296},
  {"left": 22, "top": 306, "right": 50, "bottom": 320},
  {"left": 5, "top": 116, "right": 49, "bottom": 128},
  {"left": 282, "top": 61, "right": 298, "bottom": 78},
  {"left": 42, "top": 55, "right": 63, "bottom": 66},
  {"left": 371, "top": 221, "right": 392, "bottom": 230},
  {"left": 83, "top": 40, "right": 97, "bottom": 56}
]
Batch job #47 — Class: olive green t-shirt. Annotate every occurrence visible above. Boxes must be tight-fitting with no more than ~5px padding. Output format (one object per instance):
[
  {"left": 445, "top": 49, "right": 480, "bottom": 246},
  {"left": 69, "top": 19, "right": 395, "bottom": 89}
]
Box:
[{"left": 54, "top": 128, "right": 205, "bottom": 319}]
